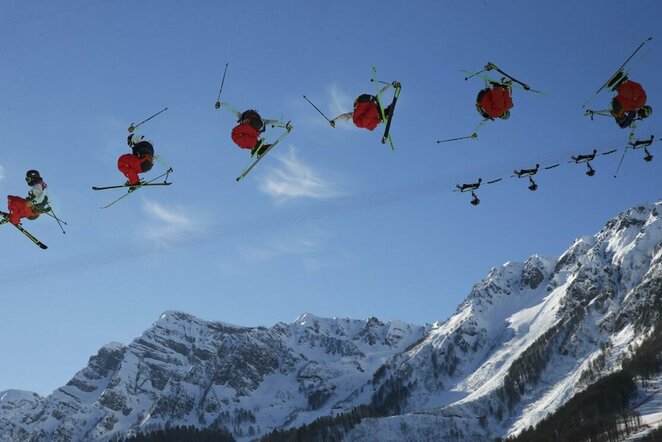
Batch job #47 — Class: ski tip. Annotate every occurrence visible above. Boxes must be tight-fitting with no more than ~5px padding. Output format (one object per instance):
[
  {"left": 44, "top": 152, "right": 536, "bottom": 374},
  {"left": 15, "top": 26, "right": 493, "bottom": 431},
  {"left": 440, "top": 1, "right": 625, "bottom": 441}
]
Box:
[{"left": 39, "top": 244, "right": 48, "bottom": 250}]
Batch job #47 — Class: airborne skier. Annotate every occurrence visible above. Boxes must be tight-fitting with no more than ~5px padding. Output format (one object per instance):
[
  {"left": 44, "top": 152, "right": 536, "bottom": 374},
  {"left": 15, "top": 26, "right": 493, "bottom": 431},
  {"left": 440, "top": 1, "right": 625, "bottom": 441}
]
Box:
[
  {"left": 513, "top": 164, "right": 540, "bottom": 191},
  {"left": 118, "top": 131, "right": 155, "bottom": 189},
  {"left": 329, "top": 81, "right": 400, "bottom": 131},
  {"left": 439, "top": 62, "right": 541, "bottom": 144},
  {"left": 329, "top": 81, "right": 401, "bottom": 134},
  {"left": 218, "top": 104, "right": 290, "bottom": 157},
  {"left": 455, "top": 178, "right": 482, "bottom": 206},
  {"left": 476, "top": 82, "right": 513, "bottom": 120},
  {"left": 610, "top": 78, "right": 653, "bottom": 128},
  {"left": 4, "top": 170, "right": 50, "bottom": 225},
  {"left": 571, "top": 149, "right": 598, "bottom": 176}
]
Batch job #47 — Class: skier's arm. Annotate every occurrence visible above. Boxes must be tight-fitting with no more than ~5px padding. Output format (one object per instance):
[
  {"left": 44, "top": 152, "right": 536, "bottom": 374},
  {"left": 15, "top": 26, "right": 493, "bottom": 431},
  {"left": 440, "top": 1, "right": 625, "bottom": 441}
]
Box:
[
  {"left": 329, "top": 112, "right": 353, "bottom": 127},
  {"left": 264, "top": 119, "right": 289, "bottom": 128},
  {"left": 378, "top": 83, "right": 393, "bottom": 95},
  {"left": 218, "top": 102, "right": 242, "bottom": 120}
]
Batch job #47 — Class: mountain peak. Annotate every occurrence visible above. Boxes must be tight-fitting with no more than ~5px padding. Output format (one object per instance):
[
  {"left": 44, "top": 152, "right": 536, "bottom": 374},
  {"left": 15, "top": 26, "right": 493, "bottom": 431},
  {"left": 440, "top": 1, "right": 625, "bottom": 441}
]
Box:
[{"left": 2, "top": 202, "right": 661, "bottom": 441}]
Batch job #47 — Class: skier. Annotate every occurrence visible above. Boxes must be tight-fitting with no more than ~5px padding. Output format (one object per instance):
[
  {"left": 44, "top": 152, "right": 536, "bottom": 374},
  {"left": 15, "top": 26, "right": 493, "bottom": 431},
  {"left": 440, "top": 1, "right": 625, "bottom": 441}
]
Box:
[
  {"left": 456, "top": 178, "right": 482, "bottom": 193},
  {"left": 610, "top": 79, "right": 653, "bottom": 128},
  {"left": 5, "top": 170, "right": 49, "bottom": 225},
  {"left": 514, "top": 164, "right": 540, "bottom": 191},
  {"left": 476, "top": 82, "right": 513, "bottom": 120},
  {"left": 514, "top": 164, "right": 539, "bottom": 178},
  {"left": 329, "top": 81, "right": 400, "bottom": 130},
  {"left": 571, "top": 149, "right": 597, "bottom": 164},
  {"left": 219, "top": 104, "right": 288, "bottom": 156},
  {"left": 117, "top": 131, "right": 154, "bottom": 188},
  {"left": 571, "top": 149, "right": 598, "bottom": 176}
]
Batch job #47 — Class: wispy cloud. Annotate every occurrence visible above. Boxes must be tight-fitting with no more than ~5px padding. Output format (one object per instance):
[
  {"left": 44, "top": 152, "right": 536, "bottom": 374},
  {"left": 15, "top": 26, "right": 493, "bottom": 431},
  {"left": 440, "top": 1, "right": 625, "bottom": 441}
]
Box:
[
  {"left": 329, "top": 83, "right": 352, "bottom": 117},
  {"left": 238, "top": 230, "right": 331, "bottom": 270},
  {"left": 141, "top": 200, "right": 205, "bottom": 245},
  {"left": 259, "top": 146, "right": 341, "bottom": 200}
]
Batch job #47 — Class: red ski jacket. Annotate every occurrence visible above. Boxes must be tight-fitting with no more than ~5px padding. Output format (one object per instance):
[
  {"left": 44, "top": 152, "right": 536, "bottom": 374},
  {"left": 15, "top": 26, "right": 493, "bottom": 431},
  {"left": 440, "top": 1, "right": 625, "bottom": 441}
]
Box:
[
  {"left": 231, "top": 122, "right": 261, "bottom": 149},
  {"left": 614, "top": 80, "right": 647, "bottom": 112},
  {"left": 352, "top": 101, "right": 382, "bottom": 131},
  {"left": 477, "top": 86, "right": 513, "bottom": 119}
]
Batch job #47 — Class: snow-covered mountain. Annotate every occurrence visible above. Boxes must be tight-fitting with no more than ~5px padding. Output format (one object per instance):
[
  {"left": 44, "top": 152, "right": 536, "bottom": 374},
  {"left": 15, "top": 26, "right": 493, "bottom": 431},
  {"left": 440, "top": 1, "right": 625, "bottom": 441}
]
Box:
[
  {"left": 2, "top": 201, "right": 662, "bottom": 441},
  {"left": 0, "top": 312, "right": 428, "bottom": 441}
]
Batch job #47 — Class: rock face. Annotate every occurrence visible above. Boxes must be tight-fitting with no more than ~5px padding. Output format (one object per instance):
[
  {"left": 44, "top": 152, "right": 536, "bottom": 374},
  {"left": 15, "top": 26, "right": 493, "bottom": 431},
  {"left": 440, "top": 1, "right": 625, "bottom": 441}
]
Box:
[
  {"left": 1, "top": 202, "right": 662, "bottom": 442},
  {"left": 349, "top": 202, "right": 662, "bottom": 441},
  {"left": 0, "top": 313, "right": 427, "bottom": 441}
]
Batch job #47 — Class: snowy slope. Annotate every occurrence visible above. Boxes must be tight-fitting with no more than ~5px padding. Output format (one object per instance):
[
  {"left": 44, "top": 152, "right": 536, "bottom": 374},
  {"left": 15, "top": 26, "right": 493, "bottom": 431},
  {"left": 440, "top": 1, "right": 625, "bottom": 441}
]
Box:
[
  {"left": 624, "top": 374, "right": 662, "bottom": 441},
  {"left": 348, "top": 202, "right": 662, "bottom": 441},
  {"left": 1, "top": 202, "right": 662, "bottom": 442}
]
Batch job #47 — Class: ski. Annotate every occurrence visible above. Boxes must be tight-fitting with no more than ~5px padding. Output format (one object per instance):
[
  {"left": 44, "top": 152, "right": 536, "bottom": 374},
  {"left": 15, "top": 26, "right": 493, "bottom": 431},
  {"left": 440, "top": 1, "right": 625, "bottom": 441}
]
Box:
[
  {"left": 381, "top": 83, "right": 401, "bottom": 146},
  {"left": 92, "top": 182, "right": 172, "bottom": 191},
  {"left": 462, "top": 70, "right": 543, "bottom": 94},
  {"left": 371, "top": 66, "right": 399, "bottom": 150},
  {"left": 99, "top": 169, "right": 173, "bottom": 209},
  {"left": 583, "top": 37, "right": 653, "bottom": 108},
  {"left": 485, "top": 62, "right": 536, "bottom": 92},
  {"left": 437, "top": 133, "right": 478, "bottom": 144},
  {"left": 0, "top": 211, "right": 48, "bottom": 249},
  {"left": 236, "top": 123, "right": 292, "bottom": 182}
]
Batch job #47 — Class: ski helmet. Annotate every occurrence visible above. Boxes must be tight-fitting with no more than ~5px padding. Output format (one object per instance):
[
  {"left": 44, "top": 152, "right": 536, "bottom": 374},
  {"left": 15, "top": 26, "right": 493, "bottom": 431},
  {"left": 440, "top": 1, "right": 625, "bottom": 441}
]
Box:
[
  {"left": 638, "top": 105, "right": 653, "bottom": 119},
  {"left": 25, "top": 169, "right": 41, "bottom": 185},
  {"left": 500, "top": 110, "right": 511, "bottom": 120}
]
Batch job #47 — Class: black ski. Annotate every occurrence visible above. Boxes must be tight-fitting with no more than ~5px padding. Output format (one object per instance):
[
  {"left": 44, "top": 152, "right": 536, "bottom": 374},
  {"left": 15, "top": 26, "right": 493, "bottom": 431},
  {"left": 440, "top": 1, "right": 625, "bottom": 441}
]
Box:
[
  {"left": 380, "top": 83, "right": 401, "bottom": 145},
  {"left": 485, "top": 62, "right": 535, "bottom": 91},
  {"left": 98, "top": 169, "right": 174, "bottom": 209},
  {"left": 236, "top": 123, "right": 292, "bottom": 182},
  {"left": 92, "top": 182, "right": 172, "bottom": 191},
  {"left": 583, "top": 37, "right": 653, "bottom": 108},
  {"left": 371, "top": 66, "right": 400, "bottom": 150},
  {"left": 0, "top": 211, "right": 48, "bottom": 249},
  {"left": 463, "top": 70, "right": 543, "bottom": 94}
]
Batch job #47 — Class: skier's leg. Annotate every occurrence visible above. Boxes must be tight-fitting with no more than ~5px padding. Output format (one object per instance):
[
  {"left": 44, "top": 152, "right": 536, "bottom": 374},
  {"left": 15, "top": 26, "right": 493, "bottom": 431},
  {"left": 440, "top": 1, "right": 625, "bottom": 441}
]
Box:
[
  {"left": 7, "top": 195, "right": 27, "bottom": 224},
  {"left": 118, "top": 154, "right": 141, "bottom": 185}
]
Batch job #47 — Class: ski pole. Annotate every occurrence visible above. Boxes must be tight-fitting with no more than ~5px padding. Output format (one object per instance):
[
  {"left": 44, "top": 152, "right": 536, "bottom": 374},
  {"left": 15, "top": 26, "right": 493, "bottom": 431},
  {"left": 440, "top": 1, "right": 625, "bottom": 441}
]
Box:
[
  {"left": 370, "top": 79, "right": 390, "bottom": 85},
  {"left": 614, "top": 129, "right": 637, "bottom": 178},
  {"left": 613, "top": 147, "right": 629, "bottom": 178},
  {"left": 302, "top": 95, "right": 333, "bottom": 124},
  {"left": 128, "top": 107, "right": 168, "bottom": 133},
  {"left": 437, "top": 133, "right": 478, "bottom": 144},
  {"left": 214, "top": 62, "right": 229, "bottom": 109},
  {"left": 45, "top": 208, "right": 67, "bottom": 234},
  {"left": 464, "top": 70, "right": 484, "bottom": 81},
  {"left": 154, "top": 154, "right": 174, "bottom": 171}
]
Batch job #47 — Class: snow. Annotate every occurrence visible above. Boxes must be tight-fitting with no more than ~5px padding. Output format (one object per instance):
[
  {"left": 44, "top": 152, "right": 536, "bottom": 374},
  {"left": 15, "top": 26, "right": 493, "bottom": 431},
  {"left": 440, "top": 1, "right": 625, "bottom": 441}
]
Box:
[
  {"left": 623, "top": 374, "right": 662, "bottom": 440},
  {"left": 2, "top": 202, "right": 662, "bottom": 442},
  {"left": 0, "top": 390, "right": 41, "bottom": 403}
]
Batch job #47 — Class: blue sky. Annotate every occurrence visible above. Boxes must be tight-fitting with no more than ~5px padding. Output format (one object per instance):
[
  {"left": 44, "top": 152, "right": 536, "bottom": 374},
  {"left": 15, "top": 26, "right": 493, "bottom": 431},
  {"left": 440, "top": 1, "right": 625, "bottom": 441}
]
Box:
[{"left": 1, "top": 0, "right": 661, "bottom": 395}]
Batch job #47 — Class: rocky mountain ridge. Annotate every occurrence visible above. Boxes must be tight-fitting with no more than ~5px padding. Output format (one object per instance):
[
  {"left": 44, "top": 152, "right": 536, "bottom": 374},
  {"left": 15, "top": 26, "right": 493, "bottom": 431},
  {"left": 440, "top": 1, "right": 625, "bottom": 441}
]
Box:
[{"left": 1, "top": 201, "right": 661, "bottom": 441}]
